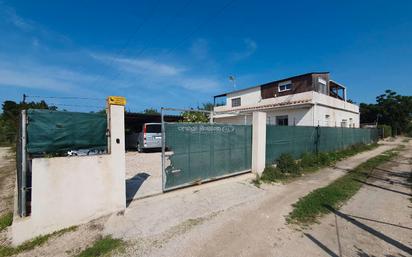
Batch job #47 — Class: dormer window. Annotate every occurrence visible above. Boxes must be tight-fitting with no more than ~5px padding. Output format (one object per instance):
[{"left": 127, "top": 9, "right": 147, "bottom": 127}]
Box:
[{"left": 278, "top": 81, "right": 292, "bottom": 92}]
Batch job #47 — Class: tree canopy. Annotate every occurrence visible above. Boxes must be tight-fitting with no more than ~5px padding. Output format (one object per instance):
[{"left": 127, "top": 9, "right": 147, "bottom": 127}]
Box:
[
  {"left": 143, "top": 108, "right": 160, "bottom": 115},
  {"left": 360, "top": 90, "right": 412, "bottom": 135},
  {"left": 181, "top": 102, "right": 213, "bottom": 123},
  {"left": 0, "top": 100, "right": 56, "bottom": 145}
]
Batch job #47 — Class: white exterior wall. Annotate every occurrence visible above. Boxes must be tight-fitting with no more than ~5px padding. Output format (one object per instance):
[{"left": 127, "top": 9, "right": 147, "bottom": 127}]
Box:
[
  {"left": 12, "top": 104, "right": 126, "bottom": 245},
  {"left": 214, "top": 114, "right": 253, "bottom": 125},
  {"left": 214, "top": 90, "right": 360, "bottom": 128},
  {"left": 266, "top": 107, "right": 313, "bottom": 126},
  {"left": 313, "top": 104, "right": 359, "bottom": 127},
  {"left": 226, "top": 87, "right": 261, "bottom": 107}
]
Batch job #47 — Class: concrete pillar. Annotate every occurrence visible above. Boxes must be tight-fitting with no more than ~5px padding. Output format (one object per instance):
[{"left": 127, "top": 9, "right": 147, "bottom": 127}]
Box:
[
  {"left": 107, "top": 103, "right": 126, "bottom": 210},
  {"left": 252, "top": 111, "right": 266, "bottom": 175}
]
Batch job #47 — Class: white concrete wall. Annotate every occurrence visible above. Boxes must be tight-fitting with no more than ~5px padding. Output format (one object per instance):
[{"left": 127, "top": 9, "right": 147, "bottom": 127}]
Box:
[
  {"left": 214, "top": 91, "right": 360, "bottom": 128},
  {"left": 266, "top": 107, "right": 313, "bottom": 126},
  {"left": 214, "top": 114, "right": 253, "bottom": 125},
  {"left": 226, "top": 86, "right": 261, "bottom": 107},
  {"left": 313, "top": 104, "right": 360, "bottom": 127},
  {"left": 12, "top": 104, "right": 126, "bottom": 245}
]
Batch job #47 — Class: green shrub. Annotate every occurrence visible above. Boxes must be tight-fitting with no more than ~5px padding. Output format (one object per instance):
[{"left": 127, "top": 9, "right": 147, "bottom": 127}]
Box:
[
  {"left": 277, "top": 153, "right": 300, "bottom": 174},
  {"left": 378, "top": 124, "right": 392, "bottom": 138},
  {"left": 316, "top": 152, "right": 332, "bottom": 166},
  {"left": 261, "top": 166, "right": 286, "bottom": 181},
  {"left": 0, "top": 212, "right": 13, "bottom": 231},
  {"left": 288, "top": 149, "right": 398, "bottom": 225},
  {"left": 300, "top": 152, "right": 318, "bottom": 169}
]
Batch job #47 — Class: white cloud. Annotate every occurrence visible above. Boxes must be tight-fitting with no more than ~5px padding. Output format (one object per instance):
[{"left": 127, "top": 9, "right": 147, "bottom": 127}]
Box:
[
  {"left": 231, "top": 38, "right": 257, "bottom": 61},
  {"left": 92, "top": 54, "right": 184, "bottom": 76},
  {"left": 2, "top": 4, "right": 34, "bottom": 31},
  {"left": 92, "top": 53, "right": 221, "bottom": 92},
  {"left": 0, "top": 59, "right": 106, "bottom": 94}
]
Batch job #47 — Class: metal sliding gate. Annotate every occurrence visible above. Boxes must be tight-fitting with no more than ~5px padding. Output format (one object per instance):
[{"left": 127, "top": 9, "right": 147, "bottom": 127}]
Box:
[{"left": 161, "top": 122, "right": 252, "bottom": 191}]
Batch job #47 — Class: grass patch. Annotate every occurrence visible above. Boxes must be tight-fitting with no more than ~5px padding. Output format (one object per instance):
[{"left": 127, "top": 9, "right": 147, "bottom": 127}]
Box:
[
  {"left": 256, "top": 143, "right": 379, "bottom": 185},
  {"left": 0, "top": 212, "right": 13, "bottom": 231},
  {"left": 0, "top": 226, "right": 77, "bottom": 257},
  {"left": 287, "top": 149, "right": 399, "bottom": 225},
  {"left": 76, "top": 236, "right": 125, "bottom": 257}
]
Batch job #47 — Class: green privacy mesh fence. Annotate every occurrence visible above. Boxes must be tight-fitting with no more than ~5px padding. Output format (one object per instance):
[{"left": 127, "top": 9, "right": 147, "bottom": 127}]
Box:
[
  {"left": 164, "top": 123, "right": 252, "bottom": 190},
  {"left": 266, "top": 125, "right": 379, "bottom": 164},
  {"left": 27, "top": 109, "right": 107, "bottom": 154}
]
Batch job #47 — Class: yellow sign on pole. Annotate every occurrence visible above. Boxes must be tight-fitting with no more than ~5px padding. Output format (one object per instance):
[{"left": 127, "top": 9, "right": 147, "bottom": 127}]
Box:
[{"left": 107, "top": 96, "right": 126, "bottom": 106}]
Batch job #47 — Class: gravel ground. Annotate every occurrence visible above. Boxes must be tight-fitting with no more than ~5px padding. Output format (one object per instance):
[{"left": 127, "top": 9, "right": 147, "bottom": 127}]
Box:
[
  {"left": 0, "top": 147, "right": 15, "bottom": 216},
  {"left": 110, "top": 140, "right": 402, "bottom": 257},
  {"left": 125, "top": 151, "right": 164, "bottom": 200},
  {"left": 2, "top": 138, "right": 408, "bottom": 257}
]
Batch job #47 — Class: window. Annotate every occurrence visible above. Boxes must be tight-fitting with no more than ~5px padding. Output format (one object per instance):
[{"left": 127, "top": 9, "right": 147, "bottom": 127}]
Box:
[
  {"left": 278, "top": 81, "right": 292, "bottom": 92},
  {"left": 341, "top": 119, "right": 348, "bottom": 128},
  {"left": 276, "top": 115, "right": 288, "bottom": 126},
  {"left": 317, "top": 77, "right": 328, "bottom": 95},
  {"left": 231, "top": 97, "right": 241, "bottom": 107},
  {"left": 145, "top": 124, "right": 161, "bottom": 133}
]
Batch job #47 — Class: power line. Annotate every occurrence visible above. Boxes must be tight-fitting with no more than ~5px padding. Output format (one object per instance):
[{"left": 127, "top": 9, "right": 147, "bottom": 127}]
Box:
[
  {"left": 48, "top": 103, "right": 105, "bottom": 109},
  {"left": 89, "top": 0, "right": 161, "bottom": 87},
  {"left": 98, "top": 0, "right": 194, "bottom": 86},
  {"left": 25, "top": 95, "right": 105, "bottom": 101},
  {"left": 121, "top": 0, "right": 238, "bottom": 89},
  {"left": 156, "top": 0, "right": 237, "bottom": 60}
]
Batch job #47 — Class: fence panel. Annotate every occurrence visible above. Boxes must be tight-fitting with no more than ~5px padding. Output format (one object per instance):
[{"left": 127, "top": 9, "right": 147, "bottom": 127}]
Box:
[
  {"left": 164, "top": 123, "right": 252, "bottom": 191},
  {"left": 266, "top": 125, "right": 379, "bottom": 164},
  {"left": 26, "top": 109, "right": 107, "bottom": 154}
]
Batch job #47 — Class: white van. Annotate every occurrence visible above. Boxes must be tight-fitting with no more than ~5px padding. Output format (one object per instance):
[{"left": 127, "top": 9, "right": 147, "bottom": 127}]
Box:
[{"left": 137, "top": 123, "right": 162, "bottom": 152}]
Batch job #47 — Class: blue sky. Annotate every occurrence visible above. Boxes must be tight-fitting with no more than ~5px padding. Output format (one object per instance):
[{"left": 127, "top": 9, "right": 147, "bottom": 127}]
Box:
[{"left": 1, "top": 0, "right": 411, "bottom": 112}]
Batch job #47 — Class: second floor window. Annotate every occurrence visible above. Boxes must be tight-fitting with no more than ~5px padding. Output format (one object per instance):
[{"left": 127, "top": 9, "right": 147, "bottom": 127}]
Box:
[
  {"left": 231, "top": 97, "right": 241, "bottom": 107},
  {"left": 278, "top": 81, "right": 292, "bottom": 92}
]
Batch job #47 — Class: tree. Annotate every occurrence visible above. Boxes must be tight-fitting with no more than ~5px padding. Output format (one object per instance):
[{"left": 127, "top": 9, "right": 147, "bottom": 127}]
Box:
[
  {"left": 360, "top": 90, "right": 412, "bottom": 135},
  {"left": 143, "top": 108, "right": 160, "bottom": 115},
  {"left": 181, "top": 102, "right": 214, "bottom": 123},
  {"left": 182, "top": 110, "right": 209, "bottom": 123},
  {"left": 0, "top": 100, "right": 56, "bottom": 145},
  {"left": 375, "top": 90, "right": 412, "bottom": 135}
]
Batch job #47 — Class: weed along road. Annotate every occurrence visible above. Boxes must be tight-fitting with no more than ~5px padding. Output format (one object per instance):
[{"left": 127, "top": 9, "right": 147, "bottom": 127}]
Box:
[
  {"left": 101, "top": 138, "right": 409, "bottom": 257},
  {"left": 1, "top": 138, "right": 410, "bottom": 256}
]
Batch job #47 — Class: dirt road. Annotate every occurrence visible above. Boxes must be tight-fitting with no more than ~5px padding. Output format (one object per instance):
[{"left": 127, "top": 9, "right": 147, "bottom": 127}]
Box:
[
  {"left": 0, "top": 147, "right": 15, "bottom": 216},
  {"left": 4, "top": 139, "right": 410, "bottom": 257},
  {"left": 115, "top": 140, "right": 405, "bottom": 257}
]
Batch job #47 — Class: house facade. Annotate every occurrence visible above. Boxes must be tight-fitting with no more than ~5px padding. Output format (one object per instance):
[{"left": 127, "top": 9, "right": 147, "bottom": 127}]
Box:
[{"left": 213, "top": 72, "right": 360, "bottom": 127}]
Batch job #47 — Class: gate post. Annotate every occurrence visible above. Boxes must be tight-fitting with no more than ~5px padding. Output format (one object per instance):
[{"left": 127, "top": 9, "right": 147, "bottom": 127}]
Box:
[{"left": 252, "top": 111, "right": 266, "bottom": 175}]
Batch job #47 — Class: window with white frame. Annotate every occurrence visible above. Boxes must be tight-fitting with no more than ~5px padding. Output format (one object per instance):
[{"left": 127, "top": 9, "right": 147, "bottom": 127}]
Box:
[
  {"left": 231, "top": 97, "right": 241, "bottom": 107},
  {"left": 317, "top": 77, "right": 328, "bottom": 95},
  {"left": 278, "top": 81, "right": 292, "bottom": 92}
]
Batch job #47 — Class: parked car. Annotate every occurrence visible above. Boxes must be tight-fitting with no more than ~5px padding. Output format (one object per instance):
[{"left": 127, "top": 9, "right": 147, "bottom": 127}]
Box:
[{"left": 137, "top": 123, "right": 162, "bottom": 152}]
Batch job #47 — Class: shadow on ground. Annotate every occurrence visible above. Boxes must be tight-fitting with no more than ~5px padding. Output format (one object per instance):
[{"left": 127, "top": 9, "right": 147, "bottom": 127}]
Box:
[{"left": 126, "top": 172, "right": 150, "bottom": 207}]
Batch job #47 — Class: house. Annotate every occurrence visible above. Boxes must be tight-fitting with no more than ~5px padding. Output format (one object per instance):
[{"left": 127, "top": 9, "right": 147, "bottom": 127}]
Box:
[{"left": 213, "top": 72, "right": 360, "bottom": 127}]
